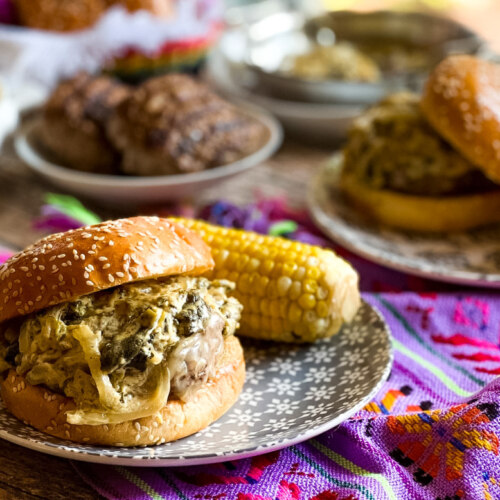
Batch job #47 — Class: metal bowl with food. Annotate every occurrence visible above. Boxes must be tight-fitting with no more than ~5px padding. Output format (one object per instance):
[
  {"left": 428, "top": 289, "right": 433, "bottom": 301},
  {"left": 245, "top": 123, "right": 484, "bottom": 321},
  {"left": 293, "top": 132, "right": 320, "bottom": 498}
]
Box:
[{"left": 244, "top": 10, "right": 484, "bottom": 104}]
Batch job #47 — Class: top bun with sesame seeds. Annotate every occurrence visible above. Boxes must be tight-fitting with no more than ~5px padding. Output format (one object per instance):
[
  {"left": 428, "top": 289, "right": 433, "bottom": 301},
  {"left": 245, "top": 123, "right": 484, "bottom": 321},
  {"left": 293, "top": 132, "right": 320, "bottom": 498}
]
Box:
[
  {"left": 421, "top": 55, "right": 500, "bottom": 184},
  {"left": 0, "top": 216, "right": 213, "bottom": 324}
]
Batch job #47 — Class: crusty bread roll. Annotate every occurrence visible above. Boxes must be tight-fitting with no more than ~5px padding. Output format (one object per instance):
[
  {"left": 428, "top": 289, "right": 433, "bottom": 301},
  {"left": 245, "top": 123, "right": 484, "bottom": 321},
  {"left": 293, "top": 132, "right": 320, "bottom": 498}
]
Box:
[
  {"left": 14, "top": 0, "right": 174, "bottom": 32},
  {"left": 40, "top": 73, "right": 130, "bottom": 173},
  {"left": 0, "top": 216, "right": 213, "bottom": 323},
  {"left": 421, "top": 55, "right": 500, "bottom": 184},
  {"left": 1, "top": 335, "right": 245, "bottom": 446},
  {"left": 14, "top": 0, "right": 107, "bottom": 32}
]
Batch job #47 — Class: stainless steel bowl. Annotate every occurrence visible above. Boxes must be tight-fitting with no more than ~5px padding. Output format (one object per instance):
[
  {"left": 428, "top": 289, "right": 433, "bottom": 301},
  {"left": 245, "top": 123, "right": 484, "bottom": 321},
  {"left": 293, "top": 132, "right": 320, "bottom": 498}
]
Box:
[{"left": 244, "top": 10, "right": 485, "bottom": 104}]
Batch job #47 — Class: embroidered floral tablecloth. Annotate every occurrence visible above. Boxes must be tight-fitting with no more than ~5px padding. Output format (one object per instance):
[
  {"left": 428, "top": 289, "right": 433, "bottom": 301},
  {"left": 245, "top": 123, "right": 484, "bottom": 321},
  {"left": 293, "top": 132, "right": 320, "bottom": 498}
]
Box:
[
  {"left": 73, "top": 290, "right": 500, "bottom": 500},
  {"left": 67, "top": 202, "right": 500, "bottom": 500},
  {"left": 6, "top": 198, "right": 500, "bottom": 500}
]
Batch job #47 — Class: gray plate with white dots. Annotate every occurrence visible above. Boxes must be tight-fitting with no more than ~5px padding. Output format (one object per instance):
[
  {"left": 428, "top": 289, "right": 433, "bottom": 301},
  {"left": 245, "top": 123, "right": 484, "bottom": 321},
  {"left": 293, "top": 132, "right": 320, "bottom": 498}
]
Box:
[
  {"left": 309, "top": 155, "right": 500, "bottom": 288},
  {"left": 0, "top": 300, "right": 392, "bottom": 466}
]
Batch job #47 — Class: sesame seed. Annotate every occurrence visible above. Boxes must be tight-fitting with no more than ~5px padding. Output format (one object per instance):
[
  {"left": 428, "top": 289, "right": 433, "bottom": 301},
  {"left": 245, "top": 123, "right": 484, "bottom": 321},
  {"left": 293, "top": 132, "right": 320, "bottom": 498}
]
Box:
[
  {"left": 49, "top": 256, "right": 56, "bottom": 262},
  {"left": 88, "top": 250, "right": 95, "bottom": 255},
  {"left": 58, "top": 274, "right": 64, "bottom": 282},
  {"left": 103, "top": 263, "right": 111, "bottom": 269},
  {"left": 86, "top": 280, "right": 94, "bottom": 286},
  {"left": 116, "top": 272, "right": 125, "bottom": 278},
  {"left": 108, "top": 274, "right": 115, "bottom": 283},
  {"left": 109, "top": 241, "right": 115, "bottom": 246},
  {"left": 98, "top": 257, "right": 108, "bottom": 261},
  {"left": 20, "top": 266, "right": 28, "bottom": 272},
  {"left": 57, "top": 254, "right": 65, "bottom": 259},
  {"left": 39, "top": 265, "right": 45, "bottom": 271},
  {"left": 84, "top": 272, "right": 90, "bottom": 279}
]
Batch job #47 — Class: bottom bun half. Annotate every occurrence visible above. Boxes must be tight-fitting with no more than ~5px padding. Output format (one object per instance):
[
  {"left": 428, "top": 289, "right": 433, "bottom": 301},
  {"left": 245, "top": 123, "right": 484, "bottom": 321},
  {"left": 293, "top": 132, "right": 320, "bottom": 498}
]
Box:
[
  {"left": 341, "top": 172, "right": 500, "bottom": 233},
  {"left": 0, "top": 336, "right": 245, "bottom": 447}
]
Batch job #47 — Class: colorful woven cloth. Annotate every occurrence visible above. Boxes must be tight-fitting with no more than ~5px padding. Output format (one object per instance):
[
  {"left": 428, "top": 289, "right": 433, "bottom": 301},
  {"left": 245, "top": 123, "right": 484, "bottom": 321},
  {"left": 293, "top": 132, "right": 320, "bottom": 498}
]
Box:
[
  {"left": 72, "top": 292, "right": 500, "bottom": 500},
  {"left": 8, "top": 198, "right": 500, "bottom": 499}
]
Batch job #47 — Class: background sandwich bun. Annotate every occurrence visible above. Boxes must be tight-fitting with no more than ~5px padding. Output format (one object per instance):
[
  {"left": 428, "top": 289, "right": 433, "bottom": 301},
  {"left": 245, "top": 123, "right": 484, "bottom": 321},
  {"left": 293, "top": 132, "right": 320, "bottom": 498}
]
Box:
[
  {"left": 341, "top": 169, "right": 500, "bottom": 232},
  {"left": 422, "top": 55, "right": 500, "bottom": 184}
]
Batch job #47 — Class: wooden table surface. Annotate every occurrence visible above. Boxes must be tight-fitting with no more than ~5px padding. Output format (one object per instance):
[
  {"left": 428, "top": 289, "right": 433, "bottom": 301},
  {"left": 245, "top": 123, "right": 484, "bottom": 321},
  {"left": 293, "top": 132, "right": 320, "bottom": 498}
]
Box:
[
  {"left": 0, "top": 128, "right": 329, "bottom": 499},
  {"left": 0, "top": 4, "right": 495, "bottom": 493}
]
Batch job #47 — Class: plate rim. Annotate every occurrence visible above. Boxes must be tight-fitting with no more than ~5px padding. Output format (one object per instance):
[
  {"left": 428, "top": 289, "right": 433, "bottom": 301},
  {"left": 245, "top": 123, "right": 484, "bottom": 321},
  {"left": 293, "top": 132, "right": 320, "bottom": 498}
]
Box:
[
  {"left": 307, "top": 157, "right": 500, "bottom": 288},
  {"left": 0, "top": 300, "right": 393, "bottom": 467},
  {"left": 14, "top": 103, "right": 283, "bottom": 189}
]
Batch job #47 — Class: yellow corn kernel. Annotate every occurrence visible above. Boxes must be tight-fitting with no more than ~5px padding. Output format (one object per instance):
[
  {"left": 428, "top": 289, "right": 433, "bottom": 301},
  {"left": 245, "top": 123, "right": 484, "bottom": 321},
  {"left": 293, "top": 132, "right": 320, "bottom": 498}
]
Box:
[
  {"left": 277, "top": 276, "right": 292, "bottom": 296},
  {"left": 172, "top": 218, "right": 360, "bottom": 342},
  {"left": 289, "top": 281, "right": 302, "bottom": 301},
  {"left": 303, "top": 279, "right": 318, "bottom": 295},
  {"left": 299, "top": 293, "right": 316, "bottom": 310},
  {"left": 316, "top": 300, "right": 329, "bottom": 318},
  {"left": 288, "top": 302, "right": 302, "bottom": 323}
]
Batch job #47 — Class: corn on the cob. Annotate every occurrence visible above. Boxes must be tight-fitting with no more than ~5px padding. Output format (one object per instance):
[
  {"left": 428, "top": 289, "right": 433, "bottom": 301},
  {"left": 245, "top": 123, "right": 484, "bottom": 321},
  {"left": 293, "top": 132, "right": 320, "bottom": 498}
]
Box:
[{"left": 172, "top": 218, "right": 360, "bottom": 343}]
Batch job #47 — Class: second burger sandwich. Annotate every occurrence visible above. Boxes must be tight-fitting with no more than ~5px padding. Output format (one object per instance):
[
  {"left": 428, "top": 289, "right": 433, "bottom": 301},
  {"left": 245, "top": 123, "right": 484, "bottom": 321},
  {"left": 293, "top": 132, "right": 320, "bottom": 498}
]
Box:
[
  {"left": 0, "top": 216, "right": 245, "bottom": 446},
  {"left": 340, "top": 55, "right": 500, "bottom": 232}
]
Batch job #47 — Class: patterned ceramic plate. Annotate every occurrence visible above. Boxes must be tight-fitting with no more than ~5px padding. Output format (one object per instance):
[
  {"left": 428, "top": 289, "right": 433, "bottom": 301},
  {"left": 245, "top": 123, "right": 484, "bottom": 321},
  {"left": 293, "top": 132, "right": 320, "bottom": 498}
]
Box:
[
  {"left": 0, "top": 301, "right": 391, "bottom": 466},
  {"left": 308, "top": 155, "right": 500, "bottom": 288}
]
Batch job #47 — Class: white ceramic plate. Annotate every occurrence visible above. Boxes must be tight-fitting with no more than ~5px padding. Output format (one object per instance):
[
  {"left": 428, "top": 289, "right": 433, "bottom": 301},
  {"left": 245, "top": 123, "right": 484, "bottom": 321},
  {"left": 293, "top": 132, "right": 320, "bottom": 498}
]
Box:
[
  {"left": 14, "top": 105, "right": 282, "bottom": 207},
  {"left": 308, "top": 155, "right": 500, "bottom": 287},
  {"left": 205, "top": 44, "right": 362, "bottom": 145},
  {"left": 0, "top": 301, "right": 392, "bottom": 466}
]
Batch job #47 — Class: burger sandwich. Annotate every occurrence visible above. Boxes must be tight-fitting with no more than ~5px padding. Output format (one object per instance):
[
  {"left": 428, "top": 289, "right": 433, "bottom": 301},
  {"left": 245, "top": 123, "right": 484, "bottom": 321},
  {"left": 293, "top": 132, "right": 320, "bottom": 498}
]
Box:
[
  {"left": 0, "top": 217, "right": 245, "bottom": 446},
  {"left": 340, "top": 55, "right": 500, "bottom": 232}
]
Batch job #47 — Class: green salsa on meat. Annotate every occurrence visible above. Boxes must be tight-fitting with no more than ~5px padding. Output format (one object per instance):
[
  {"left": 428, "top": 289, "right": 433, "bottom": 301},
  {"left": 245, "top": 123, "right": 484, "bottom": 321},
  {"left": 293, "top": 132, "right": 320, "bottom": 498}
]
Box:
[
  {"left": 342, "top": 93, "right": 497, "bottom": 197},
  {"left": 0, "top": 277, "right": 242, "bottom": 425}
]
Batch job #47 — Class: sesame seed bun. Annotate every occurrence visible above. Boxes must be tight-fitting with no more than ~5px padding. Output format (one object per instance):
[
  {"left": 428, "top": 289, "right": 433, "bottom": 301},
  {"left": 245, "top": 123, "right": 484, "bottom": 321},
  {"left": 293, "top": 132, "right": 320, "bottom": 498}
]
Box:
[
  {"left": 0, "top": 216, "right": 214, "bottom": 324},
  {"left": 421, "top": 55, "right": 500, "bottom": 184},
  {"left": 0, "top": 335, "right": 245, "bottom": 446}
]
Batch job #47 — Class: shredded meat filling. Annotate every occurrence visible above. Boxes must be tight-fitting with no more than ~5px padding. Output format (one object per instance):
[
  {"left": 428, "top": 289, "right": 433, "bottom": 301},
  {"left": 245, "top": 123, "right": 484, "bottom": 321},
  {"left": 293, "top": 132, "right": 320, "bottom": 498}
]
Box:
[
  {"left": 0, "top": 276, "right": 242, "bottom": 424},
  {"left": 342, "top": 92, "right": 497, "bottom": 196}
]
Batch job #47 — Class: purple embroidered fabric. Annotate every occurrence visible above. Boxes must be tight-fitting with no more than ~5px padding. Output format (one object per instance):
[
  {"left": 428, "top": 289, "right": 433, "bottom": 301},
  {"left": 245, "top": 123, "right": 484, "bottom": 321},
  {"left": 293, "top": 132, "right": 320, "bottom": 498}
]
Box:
[
  {"left": 14, "top": 197, "right": 500, "bottom": 499},
  {"left": 73, "top": 291, "right": 500, "bottom": 500}
]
